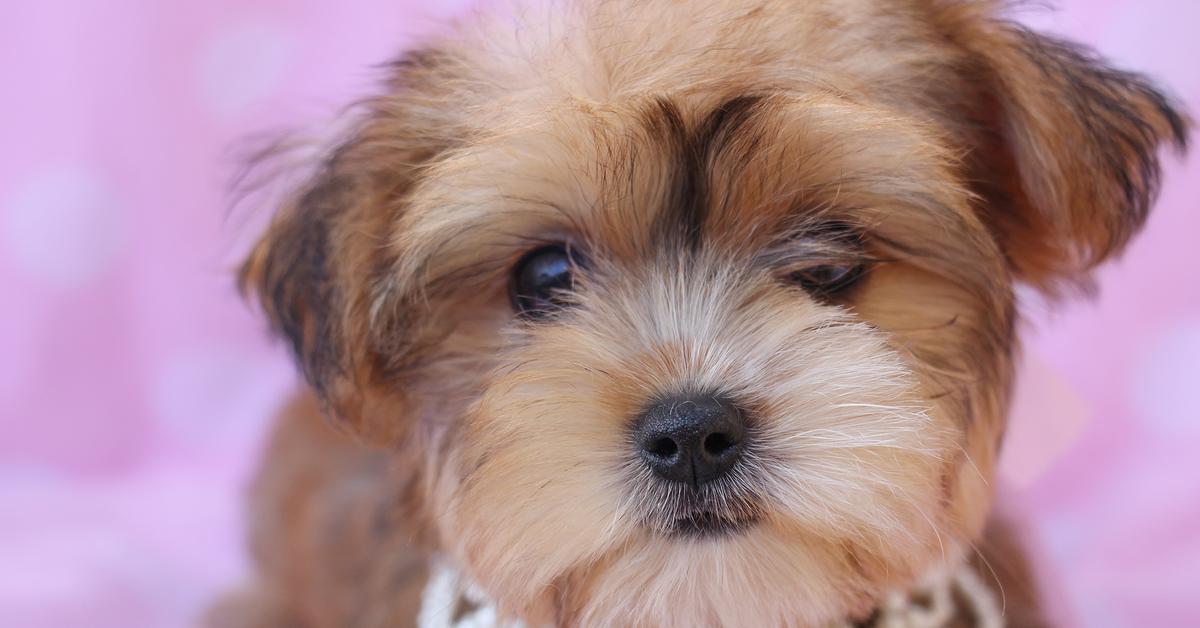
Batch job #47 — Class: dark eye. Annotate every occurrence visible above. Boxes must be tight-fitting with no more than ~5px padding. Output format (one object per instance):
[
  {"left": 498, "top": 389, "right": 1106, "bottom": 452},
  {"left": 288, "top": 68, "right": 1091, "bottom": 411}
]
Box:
[
  {"left": 788, "top": 262, "right": 865, "bottom": 297},
  {"left": 510, "top": 245, "right": 576, "bottom": 318}
]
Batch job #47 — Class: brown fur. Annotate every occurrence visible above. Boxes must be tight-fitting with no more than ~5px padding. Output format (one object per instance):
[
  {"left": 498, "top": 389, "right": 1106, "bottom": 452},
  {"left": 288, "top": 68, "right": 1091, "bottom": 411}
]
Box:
[{"left": 216, "top": 1, "right": 1187, "bottom": 626}]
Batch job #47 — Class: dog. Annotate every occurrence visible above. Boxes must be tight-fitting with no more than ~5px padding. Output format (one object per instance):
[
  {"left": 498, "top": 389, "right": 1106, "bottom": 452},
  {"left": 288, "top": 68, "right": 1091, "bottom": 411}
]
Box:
[{"left": 210, "top": 1, "right": 1188, "bottom": 626}]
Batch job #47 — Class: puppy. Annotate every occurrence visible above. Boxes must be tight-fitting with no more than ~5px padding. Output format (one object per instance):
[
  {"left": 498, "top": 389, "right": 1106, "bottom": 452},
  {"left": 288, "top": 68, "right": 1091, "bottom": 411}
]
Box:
[{"left": 212, "top": 1, "right": 1188, "bottom": 626}]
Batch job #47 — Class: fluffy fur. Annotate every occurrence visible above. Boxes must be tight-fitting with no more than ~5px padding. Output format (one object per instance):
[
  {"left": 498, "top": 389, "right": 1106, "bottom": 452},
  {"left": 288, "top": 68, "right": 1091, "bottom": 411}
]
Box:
[{"left": 211, "top": 1, "right": 1187, "bottom": 626}]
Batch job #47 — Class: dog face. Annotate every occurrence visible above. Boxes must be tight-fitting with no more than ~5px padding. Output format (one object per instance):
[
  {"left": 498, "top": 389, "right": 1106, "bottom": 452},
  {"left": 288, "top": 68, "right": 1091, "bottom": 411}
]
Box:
[{"left": 241, "top": 1, "right": 1186, "bottom": 625}]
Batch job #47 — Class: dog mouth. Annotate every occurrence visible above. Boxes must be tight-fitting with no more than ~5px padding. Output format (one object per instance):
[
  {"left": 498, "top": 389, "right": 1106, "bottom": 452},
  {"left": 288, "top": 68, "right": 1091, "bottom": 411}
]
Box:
[
  {"left": 669, "top": 510, "right": 759, "bottom": 538},
  {"left": 635, "top": 469, "right": 766, "bottom": 539},
  {"left": 630, "top": 452, "right": 766, "bottom": 539}
]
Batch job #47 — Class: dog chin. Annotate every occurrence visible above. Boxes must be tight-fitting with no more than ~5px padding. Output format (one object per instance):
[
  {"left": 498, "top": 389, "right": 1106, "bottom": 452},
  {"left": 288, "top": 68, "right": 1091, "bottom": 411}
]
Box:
[
  {"left": 549, "top": 523, "right": 888, "bottom": 627},
  {"left": 666, "top": 509, "right": 759, "bottom": 538}
]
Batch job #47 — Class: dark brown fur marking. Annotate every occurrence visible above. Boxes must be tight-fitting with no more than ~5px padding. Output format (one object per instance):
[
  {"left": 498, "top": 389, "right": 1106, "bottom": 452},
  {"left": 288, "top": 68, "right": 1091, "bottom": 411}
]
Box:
[{"left": 646, "top": 95, "right": 768, "bottom": 250}]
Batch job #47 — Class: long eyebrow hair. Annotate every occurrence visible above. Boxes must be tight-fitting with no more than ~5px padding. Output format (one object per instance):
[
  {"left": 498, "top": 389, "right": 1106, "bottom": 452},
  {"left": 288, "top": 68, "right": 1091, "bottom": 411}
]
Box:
[{"left": 644, "top": 95, "right": 768, "bottom": 251}]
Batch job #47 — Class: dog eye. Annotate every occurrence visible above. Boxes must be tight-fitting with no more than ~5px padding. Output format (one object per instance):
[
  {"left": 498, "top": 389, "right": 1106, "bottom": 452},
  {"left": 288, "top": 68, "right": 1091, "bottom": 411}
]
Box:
[
  {"left": 510, "top": 245, "right": 576, "bottom": 318},
  {"left": 788, "top": 262, "right": 864, "bottom": 297}
]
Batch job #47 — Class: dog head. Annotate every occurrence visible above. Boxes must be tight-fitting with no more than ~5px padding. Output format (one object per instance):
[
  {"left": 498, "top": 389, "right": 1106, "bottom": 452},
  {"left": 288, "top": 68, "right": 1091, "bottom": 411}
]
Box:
[{"left": 241, "top": 1, "right": 1186, "bottom": 624}]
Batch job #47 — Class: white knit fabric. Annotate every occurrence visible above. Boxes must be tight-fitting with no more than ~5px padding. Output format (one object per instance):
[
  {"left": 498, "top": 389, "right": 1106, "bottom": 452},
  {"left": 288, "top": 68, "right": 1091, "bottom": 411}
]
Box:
[
  {"left": 418, "top": 556, "right": 1003, "bottom": 628},
  {"left": 418, "top": 558, "right": 526, "bottom": 628},
  {"left": 830, "top": 559, "right": 1003, "bottom": 628}
]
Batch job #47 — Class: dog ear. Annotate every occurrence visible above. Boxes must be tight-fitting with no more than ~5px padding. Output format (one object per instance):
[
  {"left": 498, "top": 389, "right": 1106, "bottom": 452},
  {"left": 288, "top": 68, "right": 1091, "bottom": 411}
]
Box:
[
  {"left": 239, "top": 153, "right": 388, "bottom": 435},
  {"left": 239, "top": 48, "right": 461, "bottom": 440},
  {"left": 938, "top": 6, "right": 1189, "bottom": 293}
]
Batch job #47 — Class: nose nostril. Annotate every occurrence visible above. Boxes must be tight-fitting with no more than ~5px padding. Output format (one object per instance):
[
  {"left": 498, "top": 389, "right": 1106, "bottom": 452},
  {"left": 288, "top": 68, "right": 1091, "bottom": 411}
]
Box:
[
  {"left": 634, "top": 393, "right": 746, "bottom": 485},
  {"left": 703, "top": 432, "right": 736, "bottom": 457},
  {"left": 647, "top": 437, "right": 678, "bottom": 459}
]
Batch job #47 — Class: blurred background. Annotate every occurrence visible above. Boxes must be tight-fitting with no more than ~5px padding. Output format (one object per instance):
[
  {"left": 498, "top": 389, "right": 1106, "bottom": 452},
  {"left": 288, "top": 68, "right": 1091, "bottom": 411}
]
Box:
[{"left": 1, "top": 1, "right": 1196, "bottom": 626}]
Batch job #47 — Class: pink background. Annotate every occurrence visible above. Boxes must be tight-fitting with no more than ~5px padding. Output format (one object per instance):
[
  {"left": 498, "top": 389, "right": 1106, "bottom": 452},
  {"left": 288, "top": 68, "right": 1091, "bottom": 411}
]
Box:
[{"left": 1, "top": 1, "right": 1196, "bottom": 626}]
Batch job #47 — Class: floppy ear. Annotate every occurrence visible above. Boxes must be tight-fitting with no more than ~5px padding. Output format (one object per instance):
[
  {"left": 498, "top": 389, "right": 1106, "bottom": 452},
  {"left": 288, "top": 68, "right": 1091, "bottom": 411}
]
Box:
[
  {"left": 239, "top": 47, "right": 463, "bottom": 440},
  {"left": 239, "top": 153, "right": 393, "bottom": 437},
  {"left": 938, "top": 6, "right": 1189, "bottom": 292}
]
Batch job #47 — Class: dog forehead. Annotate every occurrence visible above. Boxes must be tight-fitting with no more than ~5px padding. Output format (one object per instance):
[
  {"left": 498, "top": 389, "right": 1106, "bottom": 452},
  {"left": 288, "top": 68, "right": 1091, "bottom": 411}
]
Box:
[
  {"left": 443, "top": 0, "right": 953, "bottom": 119},
  {"left": 396, "top": 89, "right": 975, "bottom": 268},
  {"left": 382, "top": 0, "right": 998, "bottom": 289}
]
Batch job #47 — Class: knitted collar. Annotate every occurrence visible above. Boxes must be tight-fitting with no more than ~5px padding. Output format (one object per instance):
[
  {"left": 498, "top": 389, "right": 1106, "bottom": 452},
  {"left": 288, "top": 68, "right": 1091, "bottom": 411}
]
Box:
[{"left": 417, "top": 555, "right": 1003, "bottom": 628}]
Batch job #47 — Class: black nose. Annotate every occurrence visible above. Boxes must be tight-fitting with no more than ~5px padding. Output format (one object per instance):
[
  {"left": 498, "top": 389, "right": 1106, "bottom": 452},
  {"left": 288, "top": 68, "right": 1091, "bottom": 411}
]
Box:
[{"left": 633, "top": 394, "right": 746, "bottom": 487}]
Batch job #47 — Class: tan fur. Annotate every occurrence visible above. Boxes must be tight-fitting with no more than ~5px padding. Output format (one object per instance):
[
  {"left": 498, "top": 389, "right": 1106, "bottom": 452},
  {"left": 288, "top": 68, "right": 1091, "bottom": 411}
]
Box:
[{"left": 217, "top": 1, "right": 1187, "bottom": 626}]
